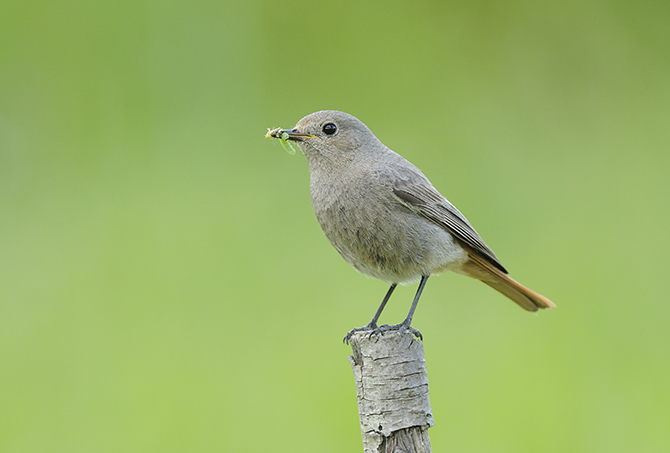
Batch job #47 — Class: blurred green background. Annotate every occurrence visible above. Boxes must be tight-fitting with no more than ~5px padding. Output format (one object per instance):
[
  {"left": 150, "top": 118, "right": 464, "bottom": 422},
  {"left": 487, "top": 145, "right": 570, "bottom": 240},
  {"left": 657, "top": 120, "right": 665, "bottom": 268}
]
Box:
[{"left": 2, "top": 1, "right": 669, "bottom": 451}]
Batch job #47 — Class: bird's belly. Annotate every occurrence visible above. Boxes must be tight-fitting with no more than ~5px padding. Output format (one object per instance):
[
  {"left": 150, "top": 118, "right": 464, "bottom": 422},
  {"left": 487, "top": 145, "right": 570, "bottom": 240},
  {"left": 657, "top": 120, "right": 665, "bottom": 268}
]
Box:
[{"left": 314, "top": 197, "right": 467, "bottom": 284}]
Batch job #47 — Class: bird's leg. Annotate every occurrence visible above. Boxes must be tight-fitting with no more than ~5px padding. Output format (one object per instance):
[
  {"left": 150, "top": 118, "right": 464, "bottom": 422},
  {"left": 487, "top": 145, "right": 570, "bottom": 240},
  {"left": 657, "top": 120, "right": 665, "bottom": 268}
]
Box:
[
  {"left": 343, "top": 283, "right": 397, "bottom": 344},
  {"left": 368, "top": 283, "right": 398, "bottom": 328},
  {"left": 380, "top": 275, "right": 429, "bottom": 340},
  {"left": 403, "top": 275, "right": 429, "bottom": 328}
]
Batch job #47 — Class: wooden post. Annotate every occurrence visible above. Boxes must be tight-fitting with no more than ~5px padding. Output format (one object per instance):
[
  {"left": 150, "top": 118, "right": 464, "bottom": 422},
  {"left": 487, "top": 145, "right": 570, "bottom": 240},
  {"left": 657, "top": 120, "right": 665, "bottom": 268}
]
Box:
[{"left": 348, "top": 329, "right": 434, "bottom": 453}]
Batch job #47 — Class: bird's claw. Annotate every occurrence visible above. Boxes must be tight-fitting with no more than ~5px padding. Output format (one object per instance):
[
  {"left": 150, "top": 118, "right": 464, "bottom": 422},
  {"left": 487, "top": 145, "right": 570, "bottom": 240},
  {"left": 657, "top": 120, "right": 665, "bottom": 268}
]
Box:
[
  {"left": 378, "top": 322, "right": 423, "bottom": 341},
  {"left": 343, "top": 323, "right": 384, "bottom": 344},
  {"left": 343, "top": 321, "right": 422, "bottom": 344}
]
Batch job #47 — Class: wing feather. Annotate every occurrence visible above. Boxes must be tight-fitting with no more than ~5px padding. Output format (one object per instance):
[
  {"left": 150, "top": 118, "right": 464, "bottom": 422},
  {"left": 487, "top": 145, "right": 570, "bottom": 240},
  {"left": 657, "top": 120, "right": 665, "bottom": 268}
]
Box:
[{"left": 374, "top": 157, "right": 507, "bottom": 273}]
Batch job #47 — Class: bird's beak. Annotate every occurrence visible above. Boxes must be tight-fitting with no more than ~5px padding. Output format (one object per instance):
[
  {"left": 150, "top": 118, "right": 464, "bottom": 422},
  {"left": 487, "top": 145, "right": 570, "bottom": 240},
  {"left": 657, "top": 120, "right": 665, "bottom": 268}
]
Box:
[{"left": 267, "top": 128, "right": 317, "bottom": 142}]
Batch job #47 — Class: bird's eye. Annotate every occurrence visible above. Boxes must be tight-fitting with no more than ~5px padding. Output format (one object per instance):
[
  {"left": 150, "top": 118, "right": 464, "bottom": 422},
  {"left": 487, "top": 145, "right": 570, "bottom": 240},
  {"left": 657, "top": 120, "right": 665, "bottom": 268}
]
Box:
[{"left": 322, "top": 123, "right": 337, "bottom": 135}]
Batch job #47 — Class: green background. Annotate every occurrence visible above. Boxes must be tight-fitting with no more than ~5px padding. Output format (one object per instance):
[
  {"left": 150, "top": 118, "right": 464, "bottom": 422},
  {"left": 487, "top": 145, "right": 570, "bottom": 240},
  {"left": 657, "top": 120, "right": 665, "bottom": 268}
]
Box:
[{"left": 2, "top": 1, "right": 669, "bottom": 451}]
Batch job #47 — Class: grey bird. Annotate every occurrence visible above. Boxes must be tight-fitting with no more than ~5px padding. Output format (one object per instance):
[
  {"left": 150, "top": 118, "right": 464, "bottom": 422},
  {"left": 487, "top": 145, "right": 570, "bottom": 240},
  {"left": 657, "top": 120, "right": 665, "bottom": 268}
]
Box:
[{"left": 269, "top": 110, "right": 555, "bottom": 342}]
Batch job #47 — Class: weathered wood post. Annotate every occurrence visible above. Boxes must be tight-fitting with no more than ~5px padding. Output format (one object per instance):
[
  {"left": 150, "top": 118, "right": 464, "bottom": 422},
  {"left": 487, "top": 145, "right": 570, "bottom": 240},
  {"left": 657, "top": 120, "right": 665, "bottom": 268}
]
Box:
[{"left": 348, "top": 330, "right": 434, "bottom": 452}]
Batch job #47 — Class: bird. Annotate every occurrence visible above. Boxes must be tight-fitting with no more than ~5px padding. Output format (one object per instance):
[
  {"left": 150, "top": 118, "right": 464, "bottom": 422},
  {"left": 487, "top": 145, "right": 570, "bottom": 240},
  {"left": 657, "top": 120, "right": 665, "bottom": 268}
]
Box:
[{"left": 268, "top": 110, "right": 555, "bottom": 342}]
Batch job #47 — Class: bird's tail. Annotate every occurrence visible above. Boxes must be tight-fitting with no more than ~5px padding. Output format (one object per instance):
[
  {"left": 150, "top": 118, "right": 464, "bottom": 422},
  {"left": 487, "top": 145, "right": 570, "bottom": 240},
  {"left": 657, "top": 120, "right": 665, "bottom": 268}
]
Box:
[{"left": 455, "top": 247, "right": 556, "bottom": 312}]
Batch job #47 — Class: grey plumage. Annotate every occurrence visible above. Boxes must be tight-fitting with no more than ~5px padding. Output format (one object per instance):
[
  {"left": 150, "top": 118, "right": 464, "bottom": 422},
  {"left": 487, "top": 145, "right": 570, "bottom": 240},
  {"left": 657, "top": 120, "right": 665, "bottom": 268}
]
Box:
[{"left": 273, "top": 110, "right": 554, "bottom": 339}]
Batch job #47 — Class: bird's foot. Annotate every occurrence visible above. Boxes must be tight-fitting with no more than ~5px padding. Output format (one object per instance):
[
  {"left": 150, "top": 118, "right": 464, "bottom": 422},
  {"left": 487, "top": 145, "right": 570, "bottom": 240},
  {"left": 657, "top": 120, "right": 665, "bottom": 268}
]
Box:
[
  {"left": 343, "top": 323, "right": 384, "bottom": 344},
  {"left": 343, "top": 320, "right": 423, "bottom": 344},
  {"left": 378, "top": 320, "right": 423, "bottom": 341}
]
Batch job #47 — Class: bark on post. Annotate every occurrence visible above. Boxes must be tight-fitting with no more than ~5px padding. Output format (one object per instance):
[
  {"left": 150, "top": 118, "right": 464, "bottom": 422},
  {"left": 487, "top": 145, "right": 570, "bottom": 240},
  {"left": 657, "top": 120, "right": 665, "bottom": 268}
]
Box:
[{"left": 348, "top": 329, "right": 434, "bottom": 453}]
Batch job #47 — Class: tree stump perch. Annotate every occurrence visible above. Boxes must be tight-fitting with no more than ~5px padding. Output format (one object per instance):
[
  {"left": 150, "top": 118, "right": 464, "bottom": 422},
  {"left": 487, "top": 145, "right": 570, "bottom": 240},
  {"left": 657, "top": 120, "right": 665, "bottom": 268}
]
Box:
[{"left": 348, "top": 329, "right": 434, "bottom": 453}]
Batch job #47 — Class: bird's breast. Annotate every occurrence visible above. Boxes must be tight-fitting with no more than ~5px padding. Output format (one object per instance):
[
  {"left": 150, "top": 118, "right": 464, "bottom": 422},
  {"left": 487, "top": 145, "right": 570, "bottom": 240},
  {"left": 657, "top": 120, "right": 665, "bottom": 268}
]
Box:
[{"left": 309, "top": 172, "right": 465, "bottom": 284}]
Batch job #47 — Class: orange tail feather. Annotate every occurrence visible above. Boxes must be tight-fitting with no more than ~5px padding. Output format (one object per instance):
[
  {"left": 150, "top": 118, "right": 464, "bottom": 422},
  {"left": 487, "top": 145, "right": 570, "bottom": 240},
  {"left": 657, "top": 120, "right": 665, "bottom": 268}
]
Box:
[{"left": 456, "top": 246, "right": 556, "bottom": 312}]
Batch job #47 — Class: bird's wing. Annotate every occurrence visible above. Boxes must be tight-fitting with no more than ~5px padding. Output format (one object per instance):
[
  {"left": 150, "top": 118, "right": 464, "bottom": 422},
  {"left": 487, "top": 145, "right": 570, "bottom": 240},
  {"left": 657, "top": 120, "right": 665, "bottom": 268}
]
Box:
[{"left": 375, "top": 160, "right": 508, "bottom": 273}]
